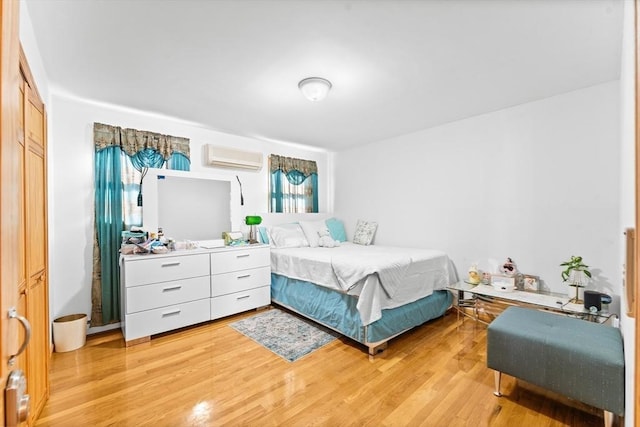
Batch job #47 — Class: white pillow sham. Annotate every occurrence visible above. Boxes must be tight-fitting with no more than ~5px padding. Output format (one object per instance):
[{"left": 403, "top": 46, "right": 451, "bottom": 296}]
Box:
[
  {"left": 268, "top": 223, "right": 309, "bottom": 248},
  {"left": 298, "top": 220, "right": 329, "bottom": 248}
]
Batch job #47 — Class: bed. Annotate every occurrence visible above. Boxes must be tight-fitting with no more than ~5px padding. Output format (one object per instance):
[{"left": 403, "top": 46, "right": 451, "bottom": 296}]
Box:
[{"left": 269, "top": 239, "right": 456, "bottom": 355}]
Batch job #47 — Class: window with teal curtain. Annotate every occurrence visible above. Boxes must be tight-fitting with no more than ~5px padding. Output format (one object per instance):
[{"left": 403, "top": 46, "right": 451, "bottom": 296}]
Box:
[
  {"left": 167, "top": 152, "right": 191, "bottom": 171},
  {"left": 93, "top": 146, "right": 124, "bottom": 325},
  {"left": 269, "top": 154, "right": 318, "bottom": 213},
  {"left": 92, "top": 123, "right": 190, "bottom": 326}
]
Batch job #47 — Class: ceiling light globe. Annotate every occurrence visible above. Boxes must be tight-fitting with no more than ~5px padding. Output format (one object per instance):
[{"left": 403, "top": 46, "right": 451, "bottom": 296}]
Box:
[{"left": 298, "top": 77, "right": 332, "bottom": 102}]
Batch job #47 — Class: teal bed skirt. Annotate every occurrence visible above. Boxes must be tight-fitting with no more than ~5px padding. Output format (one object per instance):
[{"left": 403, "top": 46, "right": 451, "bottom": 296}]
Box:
[{"left": 271, "top": 273, "right": 452, "bottom": 345}]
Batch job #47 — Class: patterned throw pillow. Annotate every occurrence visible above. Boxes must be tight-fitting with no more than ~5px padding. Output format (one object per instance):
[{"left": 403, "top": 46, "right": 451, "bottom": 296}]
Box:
[{"left": 353, "top": 219, "right": 378, "bottom": 245}]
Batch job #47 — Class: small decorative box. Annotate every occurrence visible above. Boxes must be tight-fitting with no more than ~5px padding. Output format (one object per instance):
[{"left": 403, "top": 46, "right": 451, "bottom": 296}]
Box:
[{"left": 491, "top": 274, "right": 516, "bottom": 292}]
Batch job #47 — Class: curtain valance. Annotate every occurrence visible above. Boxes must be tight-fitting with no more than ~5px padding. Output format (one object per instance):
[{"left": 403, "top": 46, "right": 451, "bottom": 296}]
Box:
[
  {"left": 269, "top": 154, "right": 317, "bottom": 176},
  {"left": 93, "top": 122, "right": 190, "bottom": 160}
]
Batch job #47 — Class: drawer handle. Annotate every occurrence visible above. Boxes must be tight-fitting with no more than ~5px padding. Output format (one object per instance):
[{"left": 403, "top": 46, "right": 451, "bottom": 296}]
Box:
[
  {"left": 162, "top": 285, "right": 182, "bottom": 292},
  {"left": 236, "top": 254, "right": 250, "bottom": 258},
  {"left": 237, "top": 295, "right": 250, "bottom": 300},
  {"left": 161, "top": 262, "right": 181, "bottom": 267},
  {"left": 161, "top": 309, "right": 181, "bottom": 317},
  {"left": 237, "top": 274, "right": 251, "bottom": 279}
]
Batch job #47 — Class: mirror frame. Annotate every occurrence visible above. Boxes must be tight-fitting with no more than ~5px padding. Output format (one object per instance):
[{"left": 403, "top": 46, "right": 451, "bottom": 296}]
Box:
[{"left": 142, "top": 168, "right": 242, "bottom": 240}]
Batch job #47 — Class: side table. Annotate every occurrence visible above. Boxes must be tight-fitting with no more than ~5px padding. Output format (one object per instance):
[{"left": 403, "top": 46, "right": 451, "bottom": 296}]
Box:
[{"left": 447, "top": 281, "right": 613, "bottom": 325}]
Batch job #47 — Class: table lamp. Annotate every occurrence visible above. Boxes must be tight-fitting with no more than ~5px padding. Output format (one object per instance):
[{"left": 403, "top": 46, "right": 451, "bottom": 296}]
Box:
[{"left": 245, "top": 215, "right": 262, "bottom": 244}]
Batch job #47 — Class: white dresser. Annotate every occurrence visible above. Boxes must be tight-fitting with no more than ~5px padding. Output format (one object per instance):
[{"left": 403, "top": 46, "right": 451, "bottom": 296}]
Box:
[{"left": 120, "top": 244, "right": 270, "bottom": 345}]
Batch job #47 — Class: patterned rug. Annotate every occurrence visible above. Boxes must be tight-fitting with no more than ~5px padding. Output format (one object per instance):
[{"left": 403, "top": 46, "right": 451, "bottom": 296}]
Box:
[{"left": 229, "top": 308, "right": 339, "bottom": 362}]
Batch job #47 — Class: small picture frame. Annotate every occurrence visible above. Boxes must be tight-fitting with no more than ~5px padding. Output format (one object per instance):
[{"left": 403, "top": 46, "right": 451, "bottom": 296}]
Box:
[{"left": 523, "top": 275, "right": 539, "bottom": 292}]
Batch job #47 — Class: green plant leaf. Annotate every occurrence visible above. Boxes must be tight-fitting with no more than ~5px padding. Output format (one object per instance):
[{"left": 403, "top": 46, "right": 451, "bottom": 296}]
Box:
[{"left": 560, "top": 255, "right": 592, "bottom": 282}]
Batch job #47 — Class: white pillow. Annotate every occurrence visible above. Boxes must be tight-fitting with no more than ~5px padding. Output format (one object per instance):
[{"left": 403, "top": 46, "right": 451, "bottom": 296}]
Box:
[
  {"left": 298, "top": 220, "right": 329, "bottom": 248},
  {"left": 268, "top": 224, "right": 309, "bottom": 248},
  {"left": 353, "top": 219, "right": 378, "bottom": 245}
]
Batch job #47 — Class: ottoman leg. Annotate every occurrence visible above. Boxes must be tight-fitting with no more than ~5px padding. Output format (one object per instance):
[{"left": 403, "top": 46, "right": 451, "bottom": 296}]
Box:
[
  {"left": 493, "top": 371, "right": 502, "bottom": 397},
  {"left": 604, "top": 410, "right": 613, "bottom": 427}
]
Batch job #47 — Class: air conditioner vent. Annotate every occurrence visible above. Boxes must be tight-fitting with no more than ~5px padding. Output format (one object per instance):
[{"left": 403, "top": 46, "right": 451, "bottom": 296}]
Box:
[{"left": 205, "top": 145, "right": 263, "bottom": 171}]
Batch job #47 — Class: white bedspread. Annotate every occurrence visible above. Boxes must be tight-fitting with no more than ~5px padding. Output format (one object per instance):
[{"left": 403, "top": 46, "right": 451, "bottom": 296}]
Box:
[{"left": 270, "top": 243, "right": 456, "bottom": 325}]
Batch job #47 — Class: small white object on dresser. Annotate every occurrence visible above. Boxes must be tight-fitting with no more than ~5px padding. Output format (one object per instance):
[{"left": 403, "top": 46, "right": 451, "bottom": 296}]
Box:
[{"left": 120, "top": 244, "right": 270, "bottom": 345}]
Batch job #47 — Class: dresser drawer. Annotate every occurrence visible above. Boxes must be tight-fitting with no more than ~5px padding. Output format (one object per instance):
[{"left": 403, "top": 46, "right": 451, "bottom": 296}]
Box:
[
  {"left": 123, "top": 298, "right": 210, "bottom": 341},
  {"left": 126, "top": 275, "right": 210, "bottom": 314},
  {"left": 210, "top": 286, "right": 270, "bottom": 320},
  {"left": 211, "top": 247, "right": 269, "bottom": 274},
  {"left": 124, "top": 253, "right": 210, "bottom": 287},
  {"left": 211, "top": 266, "right": 270, "bottom": 297}
]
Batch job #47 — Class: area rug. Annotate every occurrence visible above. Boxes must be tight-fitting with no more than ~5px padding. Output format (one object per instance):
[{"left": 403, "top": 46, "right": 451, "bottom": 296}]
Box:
[{"left": 229, "top": 309, "right": 339, "bottom": 362}]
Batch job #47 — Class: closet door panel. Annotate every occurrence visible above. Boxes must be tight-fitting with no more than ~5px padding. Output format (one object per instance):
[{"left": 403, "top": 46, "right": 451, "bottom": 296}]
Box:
[
  {"left": 17, "top": 96, "right": 25, "bottom": 287},
  {"left": 25, "top": 94, "right": 44, "bottom": 149},
  {"left": 21, "top": 64, "right": 49, "bottom": 425},
  {"left": 26, "top": 146, "right": 45, "bottom": 276},
  {"left": 27, "top": 272, "right": 48, "bottom": 418}
]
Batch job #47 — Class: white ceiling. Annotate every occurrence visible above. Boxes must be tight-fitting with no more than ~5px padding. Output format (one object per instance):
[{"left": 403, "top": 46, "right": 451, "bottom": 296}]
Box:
[{"left": 24, "top": 0, "right": 623, "bottom": 151}]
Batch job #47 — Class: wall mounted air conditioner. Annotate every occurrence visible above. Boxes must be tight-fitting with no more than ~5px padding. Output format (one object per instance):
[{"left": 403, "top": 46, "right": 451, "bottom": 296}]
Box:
[{"left": 205, "top": 145, "right": 263, "bottom": 171}]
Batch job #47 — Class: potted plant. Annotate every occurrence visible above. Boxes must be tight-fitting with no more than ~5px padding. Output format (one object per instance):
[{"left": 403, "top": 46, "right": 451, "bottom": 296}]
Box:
[{"left": 560, "top": 255, "right": 592, "bottom": 303}]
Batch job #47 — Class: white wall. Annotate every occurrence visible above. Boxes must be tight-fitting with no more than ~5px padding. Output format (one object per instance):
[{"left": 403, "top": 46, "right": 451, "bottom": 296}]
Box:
[
  {"left": 619, "top": 0, "right": 635, "bottom": 425},
  {"left": 335, "top": 82, "right": 621, "bottom": 304},
  {"left": 19, "top": 1, "right": 50, "bottom": 104},
  {"left": 47, "top": 93, "right": 331, "bottom": 330}
]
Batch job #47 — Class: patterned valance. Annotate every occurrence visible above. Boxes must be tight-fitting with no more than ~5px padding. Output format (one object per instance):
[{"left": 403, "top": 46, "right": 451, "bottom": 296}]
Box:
[
  {"left": 93, "top": 122, "right": 190, "bottom": 160},
  {"left": 269, "top": 154, "right": 317, "bottom": 177}
]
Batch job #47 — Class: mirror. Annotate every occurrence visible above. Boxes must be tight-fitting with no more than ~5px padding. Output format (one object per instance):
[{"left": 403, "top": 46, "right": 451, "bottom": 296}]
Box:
[
  {"left": 143, "top": 169, "right": 240, "bottom": 242},
  {"left": 158, "top": 176, "right": 230, "bottom": 240}
]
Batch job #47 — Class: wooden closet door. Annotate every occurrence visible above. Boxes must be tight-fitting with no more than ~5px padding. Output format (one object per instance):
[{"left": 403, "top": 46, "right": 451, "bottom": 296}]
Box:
[
  {"left": 14, "top": 70, "right": 28, "bottom": 378},
  {"left": 0, "top": 0, "right": 22, "bottom": 424},
  {"left": 22, "top": 65, "right": 49, "bottom": 425}
]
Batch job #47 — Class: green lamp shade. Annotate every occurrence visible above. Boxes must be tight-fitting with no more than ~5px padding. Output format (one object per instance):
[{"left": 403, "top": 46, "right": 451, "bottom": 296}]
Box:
[{"left": 245, "top": 215, "right": 262, "bottom": 226}]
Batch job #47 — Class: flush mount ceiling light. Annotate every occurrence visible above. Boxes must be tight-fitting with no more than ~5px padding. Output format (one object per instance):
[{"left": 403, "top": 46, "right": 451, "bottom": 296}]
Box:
[{"left": 298, "top": 77, "right": 332, "bottom": 102}]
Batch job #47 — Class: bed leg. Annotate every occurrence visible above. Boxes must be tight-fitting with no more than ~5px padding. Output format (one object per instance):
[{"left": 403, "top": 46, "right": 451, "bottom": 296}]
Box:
[
  {"left": 493, "top": 371, "right": 502, "bottom": 397},
  {"left": 368, "top": 342, "right": 388, "bottom": 356}
]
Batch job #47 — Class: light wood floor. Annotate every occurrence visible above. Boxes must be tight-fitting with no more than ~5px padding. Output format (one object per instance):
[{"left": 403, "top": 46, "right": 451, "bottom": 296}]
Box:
[{"left": 35, "top": 307, "right": 607, "bottom": 426}]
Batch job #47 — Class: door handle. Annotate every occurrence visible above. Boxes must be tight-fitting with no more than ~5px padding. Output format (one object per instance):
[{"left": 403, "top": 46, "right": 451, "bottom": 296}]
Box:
[{"left": 8, "top": 308, "right": 31, "bottom": 366}]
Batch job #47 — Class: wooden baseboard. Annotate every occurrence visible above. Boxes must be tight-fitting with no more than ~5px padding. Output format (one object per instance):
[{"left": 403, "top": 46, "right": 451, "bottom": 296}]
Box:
[{"left": 124, "top": 336, "right": 150, "bottom": 347}]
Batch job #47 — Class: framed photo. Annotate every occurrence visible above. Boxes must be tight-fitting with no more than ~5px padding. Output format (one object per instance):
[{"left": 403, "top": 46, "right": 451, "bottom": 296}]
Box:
[{"left": 523, "top": 275, "right": 539, "bottom": 292}]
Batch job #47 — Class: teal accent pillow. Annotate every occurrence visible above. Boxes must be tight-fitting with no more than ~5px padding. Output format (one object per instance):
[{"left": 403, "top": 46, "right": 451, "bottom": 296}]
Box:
[
  {"left": 325, "top": 218, "right": 347, "bottom": 242},
  {"left": 258, "top": 226, "right": 269, "bottom": 244}
]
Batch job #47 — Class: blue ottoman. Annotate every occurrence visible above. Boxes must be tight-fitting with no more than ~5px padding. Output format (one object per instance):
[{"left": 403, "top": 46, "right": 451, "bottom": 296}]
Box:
[{"left": 487, "top": 307, "right": 624, "bottom": 426}]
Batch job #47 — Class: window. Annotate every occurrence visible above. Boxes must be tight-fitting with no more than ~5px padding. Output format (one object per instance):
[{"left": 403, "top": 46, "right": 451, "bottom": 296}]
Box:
[
  {"left": 269, "top": 154, "right": 318, "bottom": 213},
  {"left": 92, "top": 123, "right": 190, "bottom": 325}
]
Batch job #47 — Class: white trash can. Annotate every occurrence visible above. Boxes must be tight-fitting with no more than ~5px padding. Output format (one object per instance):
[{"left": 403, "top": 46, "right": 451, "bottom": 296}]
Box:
[{"left": 53, "top": 314, "right": 87, "bottom": 352}]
